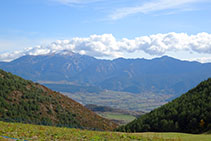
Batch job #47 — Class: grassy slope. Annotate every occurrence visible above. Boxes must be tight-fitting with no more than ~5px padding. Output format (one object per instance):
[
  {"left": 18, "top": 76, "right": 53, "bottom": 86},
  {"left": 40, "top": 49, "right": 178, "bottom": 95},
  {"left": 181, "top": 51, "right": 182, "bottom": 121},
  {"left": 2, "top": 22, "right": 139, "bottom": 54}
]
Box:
[
  {"left": 0, "top": 121, "right": 211, "bottom": 141},
  {"left": 0, "top": 69, "right": 117, "bottom": 131}
]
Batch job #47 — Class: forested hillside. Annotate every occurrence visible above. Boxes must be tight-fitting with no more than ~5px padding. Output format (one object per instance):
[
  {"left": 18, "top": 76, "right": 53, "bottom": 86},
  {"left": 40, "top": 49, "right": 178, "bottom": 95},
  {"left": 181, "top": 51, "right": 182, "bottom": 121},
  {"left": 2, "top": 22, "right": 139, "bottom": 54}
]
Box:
[
  {"left": 117, "top": 78, "right": 211, "bottom": 133},
  {"left": 0, "top": 69, "right": 117, "bottom": 131}
]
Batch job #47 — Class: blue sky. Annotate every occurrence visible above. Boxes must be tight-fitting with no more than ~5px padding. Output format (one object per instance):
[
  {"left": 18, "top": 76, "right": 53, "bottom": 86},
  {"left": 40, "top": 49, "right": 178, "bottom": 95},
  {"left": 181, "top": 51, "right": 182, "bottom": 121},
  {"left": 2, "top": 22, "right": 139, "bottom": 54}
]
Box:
[{"left": 0, "top": 0, "right": 211, "bottom": 62}]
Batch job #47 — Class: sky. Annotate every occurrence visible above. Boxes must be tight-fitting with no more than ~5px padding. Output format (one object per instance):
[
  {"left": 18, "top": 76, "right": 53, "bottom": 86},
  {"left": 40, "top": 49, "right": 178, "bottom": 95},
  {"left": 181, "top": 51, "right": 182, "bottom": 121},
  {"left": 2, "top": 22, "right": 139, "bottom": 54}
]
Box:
[{"left": 0, "top": 0, "right": 211, "bottom": 62}]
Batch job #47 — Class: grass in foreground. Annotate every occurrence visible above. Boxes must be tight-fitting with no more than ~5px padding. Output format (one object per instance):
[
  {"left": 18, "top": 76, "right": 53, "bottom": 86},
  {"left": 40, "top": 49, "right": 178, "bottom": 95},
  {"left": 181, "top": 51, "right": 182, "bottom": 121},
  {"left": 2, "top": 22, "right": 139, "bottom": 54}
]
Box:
[{"left": 0, "top": 121, "right": 211, "bottom": 141}]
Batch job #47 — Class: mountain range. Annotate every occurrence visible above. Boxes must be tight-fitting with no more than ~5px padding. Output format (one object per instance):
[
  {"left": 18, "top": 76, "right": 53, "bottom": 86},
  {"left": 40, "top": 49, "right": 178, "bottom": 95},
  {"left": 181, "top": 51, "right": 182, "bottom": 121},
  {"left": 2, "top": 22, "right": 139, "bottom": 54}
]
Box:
[{"left": 0, "top": 52, "right": 211, "bottom": 98}]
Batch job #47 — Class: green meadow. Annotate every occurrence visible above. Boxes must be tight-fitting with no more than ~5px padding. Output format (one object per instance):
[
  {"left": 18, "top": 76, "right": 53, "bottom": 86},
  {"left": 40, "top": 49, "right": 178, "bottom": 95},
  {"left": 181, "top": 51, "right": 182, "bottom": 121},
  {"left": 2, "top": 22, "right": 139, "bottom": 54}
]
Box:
[{"left": 0, "top": 121, "right": 210, "bottom": 141}]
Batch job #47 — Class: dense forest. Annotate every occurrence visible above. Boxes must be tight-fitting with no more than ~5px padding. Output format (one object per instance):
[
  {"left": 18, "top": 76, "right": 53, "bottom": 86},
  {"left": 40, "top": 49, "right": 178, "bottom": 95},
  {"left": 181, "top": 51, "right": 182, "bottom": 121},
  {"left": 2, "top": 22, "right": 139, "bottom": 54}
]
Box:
[
  {"left": 117, "top": 78, "right": 211, "bottom": 133},
  {"left": 0, "top": 69, "right": 117, "bottom": 131}
]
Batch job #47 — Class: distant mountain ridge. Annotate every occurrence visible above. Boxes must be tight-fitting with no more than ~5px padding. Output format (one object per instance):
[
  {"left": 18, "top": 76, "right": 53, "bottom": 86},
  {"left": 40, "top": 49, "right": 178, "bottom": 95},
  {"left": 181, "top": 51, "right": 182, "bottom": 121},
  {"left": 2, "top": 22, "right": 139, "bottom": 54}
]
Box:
[{"left": 0, "top": 52, "right": 211, "bottom": 97}]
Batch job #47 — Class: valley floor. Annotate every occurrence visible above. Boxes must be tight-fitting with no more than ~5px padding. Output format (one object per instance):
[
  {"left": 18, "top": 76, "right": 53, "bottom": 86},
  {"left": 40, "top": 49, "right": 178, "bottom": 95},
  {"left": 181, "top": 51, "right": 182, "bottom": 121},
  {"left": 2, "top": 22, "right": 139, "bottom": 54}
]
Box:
[{"left": 0, "top": 121, "right": 210, "bottom": 141}]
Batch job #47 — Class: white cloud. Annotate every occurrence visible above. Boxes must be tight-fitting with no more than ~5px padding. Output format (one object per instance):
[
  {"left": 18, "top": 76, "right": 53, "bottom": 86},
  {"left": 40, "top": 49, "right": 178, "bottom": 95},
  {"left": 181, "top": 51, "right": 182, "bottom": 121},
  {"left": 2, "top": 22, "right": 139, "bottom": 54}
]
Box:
[
  {"left": 0, "top": 32, "right": 211, "bottom": 62},
  {"left": 188, "top": 57, "right": 211, "bottom": 63},
  {"left": 110, "top": 0, "right": 209, "bottom": 20},
  {"left": 0, "top": 51, "right": 24, "bottom": 62}
]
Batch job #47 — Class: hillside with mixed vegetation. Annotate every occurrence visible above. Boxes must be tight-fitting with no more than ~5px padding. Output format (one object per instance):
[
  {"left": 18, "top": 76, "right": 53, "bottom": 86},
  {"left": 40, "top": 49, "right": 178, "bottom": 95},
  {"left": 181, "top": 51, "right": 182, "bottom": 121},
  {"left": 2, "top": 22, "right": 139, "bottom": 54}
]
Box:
[
  {"left": 0, "top": 69, "right": 117, "bottom": 131},
  {"left": 1, "top": 121, "right": 211, "bottom": 141},
  {"left": 117, "top": 78, "right": 211, "bottom": 133}
]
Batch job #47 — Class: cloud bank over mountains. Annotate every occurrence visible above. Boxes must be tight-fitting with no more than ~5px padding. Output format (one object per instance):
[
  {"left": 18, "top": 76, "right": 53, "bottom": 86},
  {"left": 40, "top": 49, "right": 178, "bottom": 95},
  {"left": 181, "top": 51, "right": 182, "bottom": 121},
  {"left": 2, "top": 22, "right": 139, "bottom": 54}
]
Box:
[{"left": 1, "top": 32, "right": 211, "bottom": 62}]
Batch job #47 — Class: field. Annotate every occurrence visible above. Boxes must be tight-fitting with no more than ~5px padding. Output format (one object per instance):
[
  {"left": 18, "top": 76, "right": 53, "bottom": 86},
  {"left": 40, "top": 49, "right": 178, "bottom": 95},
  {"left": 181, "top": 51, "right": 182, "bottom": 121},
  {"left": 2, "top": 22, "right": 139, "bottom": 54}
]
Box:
[
  {"left": 0, "top": 121, "right": 211, "bottom": 141},
  {"left": 98, "top": 112, "right": 136, "bottom": 125}
]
